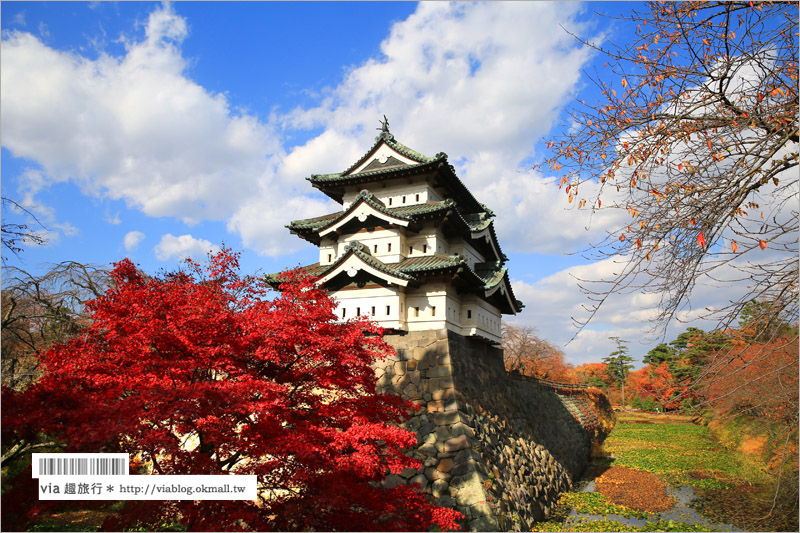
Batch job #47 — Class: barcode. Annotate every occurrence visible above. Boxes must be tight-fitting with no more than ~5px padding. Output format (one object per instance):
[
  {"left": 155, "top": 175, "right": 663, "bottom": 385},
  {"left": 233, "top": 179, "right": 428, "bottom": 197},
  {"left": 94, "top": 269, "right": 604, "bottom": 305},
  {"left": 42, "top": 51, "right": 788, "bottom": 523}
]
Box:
[{"left": 32, "top": 453, "right": 129, "bottom": 477}]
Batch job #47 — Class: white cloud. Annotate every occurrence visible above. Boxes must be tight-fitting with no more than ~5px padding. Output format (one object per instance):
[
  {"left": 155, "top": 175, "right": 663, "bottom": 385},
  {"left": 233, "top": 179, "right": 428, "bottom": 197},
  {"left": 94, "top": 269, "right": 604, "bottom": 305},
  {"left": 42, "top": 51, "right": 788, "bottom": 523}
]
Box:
[
  {"left": 154, "top": 233, "right": 220, "bottom": 262},
  {"left": 281, "top": 2, "right": 609, "bottom": 254},
  {"left": 123, "top": 230, "right": 145, "bottom": 251},
  {"left": 1, "top": 3, "right": 283, "bottom": 229},
  {"left": 105, "top": 211, "right": 122, "bottom": 225},
  {"left": 1, "top": 2, "right": 612, "bottom": 259}
]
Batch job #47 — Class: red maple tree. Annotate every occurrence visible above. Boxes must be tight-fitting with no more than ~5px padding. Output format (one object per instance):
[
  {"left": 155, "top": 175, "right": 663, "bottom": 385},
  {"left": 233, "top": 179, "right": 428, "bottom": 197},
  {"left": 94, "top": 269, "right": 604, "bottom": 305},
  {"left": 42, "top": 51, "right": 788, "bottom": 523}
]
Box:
[{"left": 2, "top": 250, "right": 461, "bottom": 531}]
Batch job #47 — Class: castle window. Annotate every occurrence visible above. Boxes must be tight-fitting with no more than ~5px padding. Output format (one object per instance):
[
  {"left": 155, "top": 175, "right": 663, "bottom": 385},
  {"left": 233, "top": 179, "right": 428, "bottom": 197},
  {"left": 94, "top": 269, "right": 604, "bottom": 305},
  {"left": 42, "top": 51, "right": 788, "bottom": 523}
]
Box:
[
  {"left": 423, "top": 244, "right": 427, "bottom": 253},
  {"left": 386, "top": 305, "right": 391, "bottom": 315},
  {"left": 356, "top": 307, "right": 361, "bottom": 316},
  {"left": 327, "top": 253, "right": 332, "bottom": 262},
  {"left": 389, "top": 198, "right": 393, "bottom": 206},
  {"left": 409, "top": 245, "right": 413, "bottom": 255},
  {"left": 374, "top": 244, "right": 378, "bottom": 253},
  {"left": 415, "top": 193, "right": 420, "bottom": 202},
  {"left": 402, "top": 196, "right": 406, "bottom": 204},
  {"left": 467, "top": 310, "right": 472, "bottom": 319},
  {"left": 414, "top": 307, "right": 419, "bottom": 318},
  {"left": 342, "top": 308, "right": 347, "bottom": 318},
  {"left": 431, "top": 306, "right": 436, "bottom": 317},
  {"left": 388, "top": 243, "right": 392, "bottom": 252},
  {"left": 371, "top": 306, "right": 376, "bottom": 316}
]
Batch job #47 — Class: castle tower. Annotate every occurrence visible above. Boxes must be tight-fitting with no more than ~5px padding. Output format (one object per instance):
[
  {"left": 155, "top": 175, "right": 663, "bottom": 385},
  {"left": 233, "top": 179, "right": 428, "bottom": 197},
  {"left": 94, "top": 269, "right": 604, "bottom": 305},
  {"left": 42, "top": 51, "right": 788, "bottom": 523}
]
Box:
[
  {"left": 268, "top": 119, "right": 522, "bottom": 344},
  {"left": 266, "top": 121, "right": 608, "bottom": 530}
]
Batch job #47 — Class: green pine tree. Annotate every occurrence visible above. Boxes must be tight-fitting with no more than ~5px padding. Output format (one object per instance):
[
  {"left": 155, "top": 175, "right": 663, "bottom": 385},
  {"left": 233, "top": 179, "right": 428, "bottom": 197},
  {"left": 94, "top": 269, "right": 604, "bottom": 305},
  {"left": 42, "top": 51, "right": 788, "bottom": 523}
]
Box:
[{"left": 602, "top": 337, "right": 635, "bottom": 408}]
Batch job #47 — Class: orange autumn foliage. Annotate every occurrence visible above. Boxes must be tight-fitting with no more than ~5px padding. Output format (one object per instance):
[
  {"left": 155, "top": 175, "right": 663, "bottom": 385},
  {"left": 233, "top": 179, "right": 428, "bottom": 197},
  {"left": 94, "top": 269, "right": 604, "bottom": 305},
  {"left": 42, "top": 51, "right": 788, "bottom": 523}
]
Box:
[
  {"left": 627, "top": 362, "right": 689, "bottom": 411},
  {"left": 699, "top": 337, "right": 799, "bottom": 422}
]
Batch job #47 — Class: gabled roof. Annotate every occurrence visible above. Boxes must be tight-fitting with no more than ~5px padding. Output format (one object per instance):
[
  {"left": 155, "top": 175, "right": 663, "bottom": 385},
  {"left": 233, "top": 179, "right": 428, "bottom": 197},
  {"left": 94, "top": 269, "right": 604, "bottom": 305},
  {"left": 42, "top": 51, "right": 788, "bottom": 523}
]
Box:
[
  {"left": 287, "top": 190, "right": 457, "bottom": 245},
  {"left": 307, "top": 129, "right": 484, "bottom": 213},
  {"left": 475, "top": 261, "right": 524, "bottom": 313},
  {"left": 339, "top": 129, "right": 437, "bottom": 177},
  {"left": 287, "top": 190, "right": 507, "bottom": 262},
  {"left": 265, "top": 249, "right": 523, "bottom": 314}
]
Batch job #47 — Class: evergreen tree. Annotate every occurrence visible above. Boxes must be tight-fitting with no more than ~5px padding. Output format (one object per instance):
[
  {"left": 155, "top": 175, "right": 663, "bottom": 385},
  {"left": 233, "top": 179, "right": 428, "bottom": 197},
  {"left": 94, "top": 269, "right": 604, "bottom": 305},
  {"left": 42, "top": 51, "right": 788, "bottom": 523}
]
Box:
[{"left": 602, "top": 337, "right": 634, "bottom": 407}]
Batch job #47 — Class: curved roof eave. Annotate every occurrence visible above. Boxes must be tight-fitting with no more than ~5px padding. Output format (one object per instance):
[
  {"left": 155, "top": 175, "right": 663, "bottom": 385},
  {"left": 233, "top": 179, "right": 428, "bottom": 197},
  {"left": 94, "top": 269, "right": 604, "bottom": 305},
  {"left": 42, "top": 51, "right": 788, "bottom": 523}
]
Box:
[
  {"left": 484, "top": 271, "right": 523, "bottom": 314},
  {"left": 318, "top": 192, "right": 411, "bottom": 237},
  {"left": 317, "top": 243, "right": 416, "bottom": 287}
]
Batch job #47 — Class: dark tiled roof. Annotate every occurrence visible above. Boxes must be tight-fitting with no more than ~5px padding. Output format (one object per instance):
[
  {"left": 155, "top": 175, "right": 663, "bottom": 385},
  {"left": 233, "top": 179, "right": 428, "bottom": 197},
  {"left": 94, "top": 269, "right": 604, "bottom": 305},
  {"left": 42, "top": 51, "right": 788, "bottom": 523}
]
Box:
[
  {"left": 462, "top": 212, "right": 494, "bottom": 232},
  {"left": 397, "top": 254, "right": 466, "bottom": 273},
  {"left": 265, "top": 248, "right": 523, "bottom": 313},
  {"left": 307, "top": 135, "right": 484, "bottom": 214},
  {"left": 287, "top": 191, "right": 456, "bottom": 239},
  {"left": 309, "top": 157, "right": 443, "bottom": 184},
  {"left": 336, "top": 132, "right": 437, "bottom": 178},
  {"left": 286, "top": 211, "right": 341, "bottom": 231}
]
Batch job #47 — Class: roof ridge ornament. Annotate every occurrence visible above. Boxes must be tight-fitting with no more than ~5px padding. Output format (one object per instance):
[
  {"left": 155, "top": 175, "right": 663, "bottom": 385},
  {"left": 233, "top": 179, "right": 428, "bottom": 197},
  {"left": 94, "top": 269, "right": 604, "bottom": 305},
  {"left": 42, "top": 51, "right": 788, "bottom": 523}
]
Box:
[
  {"left": 376, "top": 115, "right": 394, "bottom": 142},
  {"left": 345, "top": 241, "right": 371, "bottom": 255}
]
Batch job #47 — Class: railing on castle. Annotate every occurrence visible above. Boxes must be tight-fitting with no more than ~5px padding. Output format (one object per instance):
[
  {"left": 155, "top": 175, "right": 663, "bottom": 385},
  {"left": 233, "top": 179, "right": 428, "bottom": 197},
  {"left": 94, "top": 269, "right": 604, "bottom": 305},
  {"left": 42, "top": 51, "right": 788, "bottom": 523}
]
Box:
[{"left": 506, "top": 370, "right": 590, "bottom": 392}]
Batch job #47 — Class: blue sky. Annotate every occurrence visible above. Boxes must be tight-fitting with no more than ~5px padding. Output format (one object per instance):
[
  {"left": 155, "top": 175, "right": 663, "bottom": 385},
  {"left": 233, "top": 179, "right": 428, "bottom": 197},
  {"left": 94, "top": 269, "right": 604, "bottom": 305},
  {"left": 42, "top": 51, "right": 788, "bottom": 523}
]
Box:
[{"left": 2, "top": 1, "right": 722, "bottom": 366}]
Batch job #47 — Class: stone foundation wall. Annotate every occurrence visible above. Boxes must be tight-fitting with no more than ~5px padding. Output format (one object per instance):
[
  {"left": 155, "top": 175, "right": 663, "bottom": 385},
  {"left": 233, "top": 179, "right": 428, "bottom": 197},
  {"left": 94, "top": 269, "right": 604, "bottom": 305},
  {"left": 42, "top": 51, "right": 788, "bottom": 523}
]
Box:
[{"left": 374, "top": 329, "right": 609, "bottom": 531}]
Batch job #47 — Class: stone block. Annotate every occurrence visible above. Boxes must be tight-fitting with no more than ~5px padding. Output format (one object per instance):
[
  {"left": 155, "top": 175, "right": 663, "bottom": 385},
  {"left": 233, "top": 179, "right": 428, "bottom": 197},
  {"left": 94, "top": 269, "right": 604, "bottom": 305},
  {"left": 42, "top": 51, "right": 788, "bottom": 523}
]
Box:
[
  {"left": 443, "top": 399, "right": 461, "bottom": 412},
  {"left": 470, "top": 516, "right": 498, "bottom": 532},
  {"left": 433, "top": 410, "right": 460, "bottom": 426},
  {"left": 438, "top": 376, "right": 455, "bottom": 389},
  {"left": 437, "top": 458, "right": 453, "bottom": 472},
  {"left": 449, "top": 422, "right": 475, "bottom": 438},
  {"left": 454, "top": 479, "right": 485, "bottom": 506},
  {"left": 431, "top": 479, "right": 449, "bottom": 498},
  {"left": 427, "top": 400, "right": 445, "bottom": 413},
  {"left": 412, "top": 346, "right": 429, "bottom": 361},
  {"left": 393, "top": 360, "right": 407, "bottom": 375},
  {"left": 427, "top": 365, "right": 452, "bottom": 378},
  {"left": 392, "top": 373, "right": 410, "bottom": 390},
  {"left": 432, "top": 387, "right": 456, "bottom": 401},
  {"left": 436, "top": 495, "right": 456, "bottom": 508},
  {"left": 409, "top": 473, "right": 428, "bottom": 491},
  {"left": 451, "top": 458, "right": 477, "bottom": 477},
  {"left": 400, "top": 467, "right": 418, "bottom": 479},
  {"left": 407, "top": 359, "right": 417, "bottom": 371},
  {"left": 444, "top": 434, "right": 471, "bottom": 452},
  {"left": 454, "top": 448, "right": 477, "bottom": 464},
  {"left": 418, "top": 442, "right": 438, "bottom": 457},
  {"left": 384, "top": 474, "right": 403, "bottom": 489},
  {"left": 404, "top": 383, "right": 421, "bottom": 400},
  {"left": 433, "top": 470, "right": 451, "bottom": 482},
  {"left": 435, "top": 425, "right": 450, "bottom": 441}
]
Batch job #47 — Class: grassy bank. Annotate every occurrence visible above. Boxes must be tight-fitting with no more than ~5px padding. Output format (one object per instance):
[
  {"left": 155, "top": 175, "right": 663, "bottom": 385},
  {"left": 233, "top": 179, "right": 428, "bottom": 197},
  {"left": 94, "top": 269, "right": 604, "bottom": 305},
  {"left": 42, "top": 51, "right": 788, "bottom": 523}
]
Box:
[{"left": 533, "top": 411, "right": 799, "bottom": 532}]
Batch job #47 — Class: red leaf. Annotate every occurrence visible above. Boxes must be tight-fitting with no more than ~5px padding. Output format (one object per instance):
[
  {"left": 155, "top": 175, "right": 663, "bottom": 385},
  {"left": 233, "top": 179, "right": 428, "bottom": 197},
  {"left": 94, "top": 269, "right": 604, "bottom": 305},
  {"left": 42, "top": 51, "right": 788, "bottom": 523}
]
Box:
[
  {"left": 759, "top": 240, "right": 767, "bottom": 250},
  {"left": 731, "top": 241, "right": 738, "bottom": 253},
  {"left": 697, "top": 232, "right": 706, "bottom": 248}
]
